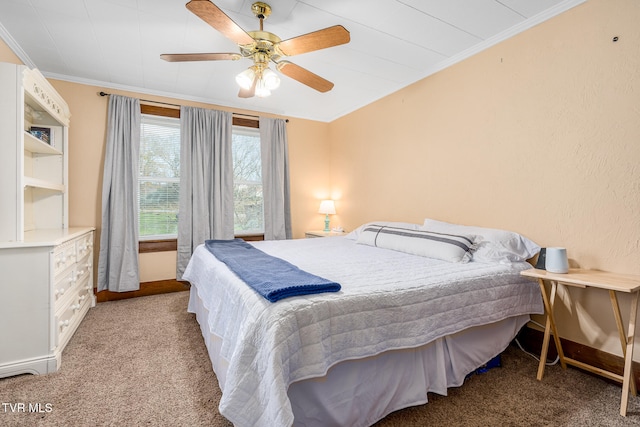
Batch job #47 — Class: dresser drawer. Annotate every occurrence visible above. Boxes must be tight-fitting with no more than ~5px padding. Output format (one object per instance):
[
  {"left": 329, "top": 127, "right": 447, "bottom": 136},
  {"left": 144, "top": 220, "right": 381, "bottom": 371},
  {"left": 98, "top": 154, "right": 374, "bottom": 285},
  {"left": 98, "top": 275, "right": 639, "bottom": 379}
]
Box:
[
  {"left": 76, "top": 277, "right": 93, "bottom": 306},
  {"left": 53, "top": 265, "right": 78, "bottom": 308},
  {"left": 75, "top": 268, "right": 93, "bottom": 300},
  {"left": 75, "top": 251, "right": 93, "bottom": 281},
  {"left": 55, "top": 288, "right": 91, "bottom": 349},
  {"left": 53, "top": 239, "right": 77, "bottom": 277},
  {"left": 53, "top": 232, "right": 93, "bottom": 313},
  {"left": 75, "top": 233, "right": 93, "bottom": 261}
]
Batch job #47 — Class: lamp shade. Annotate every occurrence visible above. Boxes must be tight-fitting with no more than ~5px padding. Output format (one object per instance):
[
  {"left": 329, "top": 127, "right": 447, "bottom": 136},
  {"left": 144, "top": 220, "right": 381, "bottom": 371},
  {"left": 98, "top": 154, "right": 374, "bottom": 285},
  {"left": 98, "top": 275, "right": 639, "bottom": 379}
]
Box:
[
  {"left": 318, "top": 200, "right": 336, "bottom": 215},
  {"left": 255, "top": 77, "right": 271, "bottom": 98},
  {"left": 235, "top": 68, "right": 255, "bottom": 90},
  {"left": 262, "top": 68, "right": 280, "bottom": 90}
]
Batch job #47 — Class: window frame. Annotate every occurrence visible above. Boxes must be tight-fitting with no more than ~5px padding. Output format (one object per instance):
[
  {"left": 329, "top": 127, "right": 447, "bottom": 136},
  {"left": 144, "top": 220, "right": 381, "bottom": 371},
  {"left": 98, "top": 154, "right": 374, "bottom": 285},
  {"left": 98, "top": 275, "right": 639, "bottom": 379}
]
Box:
[{"left": 137, "top": 105, "right": 263, "bottom": 253}]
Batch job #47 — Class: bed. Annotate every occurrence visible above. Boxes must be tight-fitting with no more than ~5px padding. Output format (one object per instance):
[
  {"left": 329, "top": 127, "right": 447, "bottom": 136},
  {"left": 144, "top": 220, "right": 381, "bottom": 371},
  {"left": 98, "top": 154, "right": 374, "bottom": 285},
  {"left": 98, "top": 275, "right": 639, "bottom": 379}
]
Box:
[{"left": 183, "top": 220, "right": 544, "bottom": 427}]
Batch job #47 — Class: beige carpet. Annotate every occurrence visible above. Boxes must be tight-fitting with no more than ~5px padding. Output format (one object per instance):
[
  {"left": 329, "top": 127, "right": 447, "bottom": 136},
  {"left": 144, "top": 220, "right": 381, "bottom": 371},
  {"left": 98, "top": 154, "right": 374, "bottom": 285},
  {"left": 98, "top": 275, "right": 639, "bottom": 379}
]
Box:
[{"left": 1, "top": 291, "right": 640, "bottom": 426}]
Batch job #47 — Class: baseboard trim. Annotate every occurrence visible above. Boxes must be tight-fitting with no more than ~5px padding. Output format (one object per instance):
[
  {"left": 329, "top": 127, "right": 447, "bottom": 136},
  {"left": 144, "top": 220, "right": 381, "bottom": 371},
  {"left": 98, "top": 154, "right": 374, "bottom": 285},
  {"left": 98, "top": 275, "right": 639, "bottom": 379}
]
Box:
[
  {"left": 516, "top": 324, "right": 640, "bottom": 390},
  {"left": 95, "top": 279, "right": 189, "bottom": 303}
]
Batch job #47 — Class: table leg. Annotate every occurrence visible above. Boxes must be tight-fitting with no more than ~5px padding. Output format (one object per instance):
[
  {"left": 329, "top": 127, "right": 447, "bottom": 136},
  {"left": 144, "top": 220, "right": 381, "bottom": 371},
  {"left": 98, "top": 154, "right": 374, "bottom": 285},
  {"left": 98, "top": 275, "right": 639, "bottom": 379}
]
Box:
[
  {"left": 620, "top": 291, "right": 639, "bottom": 417},
  {"left": 610, "top": 290, "right": 637, "bottom": 397},
  {"left": 537, "top": 279, "right": 567, "bottom": 380}
]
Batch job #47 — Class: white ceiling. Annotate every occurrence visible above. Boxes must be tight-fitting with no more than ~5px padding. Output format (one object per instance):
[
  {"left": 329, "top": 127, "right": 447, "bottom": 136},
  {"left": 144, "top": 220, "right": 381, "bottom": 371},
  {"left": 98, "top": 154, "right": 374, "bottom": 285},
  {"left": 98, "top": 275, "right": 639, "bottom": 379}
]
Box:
[{"left": 0, "top": 0, "right": 584, "bottom": 122}]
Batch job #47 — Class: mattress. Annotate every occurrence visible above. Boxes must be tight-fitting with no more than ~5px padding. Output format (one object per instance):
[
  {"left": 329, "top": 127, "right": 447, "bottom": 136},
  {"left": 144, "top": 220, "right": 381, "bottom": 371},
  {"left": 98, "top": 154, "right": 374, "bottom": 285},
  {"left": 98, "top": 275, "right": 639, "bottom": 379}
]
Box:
[{"left": 183, "top": 236, "right": 543, "bottom": 426}]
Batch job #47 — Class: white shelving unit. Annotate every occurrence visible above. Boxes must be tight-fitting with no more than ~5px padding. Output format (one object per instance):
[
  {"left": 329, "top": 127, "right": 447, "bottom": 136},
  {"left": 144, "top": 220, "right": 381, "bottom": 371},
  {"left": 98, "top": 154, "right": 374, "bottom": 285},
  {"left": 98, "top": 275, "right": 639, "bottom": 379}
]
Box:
[
  {"left": 0, "top": 62, "right": 69, "bottom": 240},
  {"left": 0, "top": 62, "right": 95, "bottom": 378}
]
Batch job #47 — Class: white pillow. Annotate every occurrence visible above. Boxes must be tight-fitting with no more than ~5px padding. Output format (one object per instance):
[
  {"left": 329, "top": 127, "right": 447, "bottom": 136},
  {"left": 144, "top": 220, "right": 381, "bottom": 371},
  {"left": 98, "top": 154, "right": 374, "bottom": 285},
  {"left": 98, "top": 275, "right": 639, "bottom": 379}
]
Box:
[
  {"left": 356, "top": 223, "right": 477, "bottom": 263},
  {"left": 423, "top": 218, "right": 540, "bottom": 263},
  {"left": 345, "top": 221, "right": 423, "bottom": 240}
]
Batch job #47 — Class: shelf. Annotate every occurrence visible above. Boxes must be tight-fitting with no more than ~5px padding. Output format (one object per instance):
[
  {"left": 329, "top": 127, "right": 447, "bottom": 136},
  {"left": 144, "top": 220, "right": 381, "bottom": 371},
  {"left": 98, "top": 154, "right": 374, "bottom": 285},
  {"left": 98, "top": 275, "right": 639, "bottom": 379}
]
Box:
[
  {"left": 23, "top": 177, "right": 65, "bottom": 192},
  {"left": 24, "top": 131, "right": 62, "bottom": 155}
]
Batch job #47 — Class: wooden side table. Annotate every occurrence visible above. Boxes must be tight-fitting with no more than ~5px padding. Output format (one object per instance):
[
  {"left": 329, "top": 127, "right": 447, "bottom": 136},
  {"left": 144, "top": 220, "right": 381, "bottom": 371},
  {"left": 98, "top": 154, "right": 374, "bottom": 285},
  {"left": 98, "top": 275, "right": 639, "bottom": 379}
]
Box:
[{"left": 521, "top": 268, "right": 640, "bottom": 416}]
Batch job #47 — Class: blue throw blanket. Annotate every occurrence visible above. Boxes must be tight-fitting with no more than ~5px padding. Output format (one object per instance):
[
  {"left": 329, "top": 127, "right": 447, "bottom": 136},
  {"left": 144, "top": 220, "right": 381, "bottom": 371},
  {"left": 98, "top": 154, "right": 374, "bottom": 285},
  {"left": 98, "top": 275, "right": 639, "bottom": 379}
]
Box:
[{"left": 204, "top": 239, "right": 341, "bottom": 302}]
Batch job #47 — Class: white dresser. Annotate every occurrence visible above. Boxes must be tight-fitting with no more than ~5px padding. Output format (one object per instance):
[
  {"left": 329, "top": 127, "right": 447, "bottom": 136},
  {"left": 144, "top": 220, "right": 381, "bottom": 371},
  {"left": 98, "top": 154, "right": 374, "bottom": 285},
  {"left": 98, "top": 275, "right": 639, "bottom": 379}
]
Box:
[
  {"left": 0, "top": 62, "right": 95, "bottom": 377},
  {"left": 0, "top": 228, "right": 95, "bottom": 377}
]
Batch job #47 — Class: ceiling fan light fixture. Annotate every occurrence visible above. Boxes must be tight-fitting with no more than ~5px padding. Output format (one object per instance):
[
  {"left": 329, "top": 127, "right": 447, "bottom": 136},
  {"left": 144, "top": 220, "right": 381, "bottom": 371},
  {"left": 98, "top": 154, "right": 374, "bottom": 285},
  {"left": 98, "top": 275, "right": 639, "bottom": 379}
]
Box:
[
  {"left": 235, "top": 67, "right": 256, "bottom": 90},
  {"left": 262, "top": 67, "right": 280, "bottom": 90},
  {"left": 255, "top": 77, "right": 271, "bottom": 98}
]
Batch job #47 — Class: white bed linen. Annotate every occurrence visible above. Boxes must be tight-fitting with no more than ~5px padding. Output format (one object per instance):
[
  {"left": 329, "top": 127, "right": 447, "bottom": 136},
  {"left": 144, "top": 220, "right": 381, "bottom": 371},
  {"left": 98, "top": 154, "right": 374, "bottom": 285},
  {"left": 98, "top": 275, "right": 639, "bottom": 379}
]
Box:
[
  {"left": 183, "top": 237, "right": 543, "bottom": 427},
  {"left": 189, "top": 288, "right": 529, "bottom": 427}
]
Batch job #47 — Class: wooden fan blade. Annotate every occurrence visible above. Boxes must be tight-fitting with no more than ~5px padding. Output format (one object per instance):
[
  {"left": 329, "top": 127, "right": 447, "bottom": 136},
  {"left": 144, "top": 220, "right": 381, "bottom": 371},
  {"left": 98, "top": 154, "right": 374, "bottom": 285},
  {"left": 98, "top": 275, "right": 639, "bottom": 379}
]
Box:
[
  {"left": 277, "top": 25, "right": 350, "bottom": 56},
  {"left": 186, "top": 0, "right": 254, "bottom": 46},
  {"left": 276, "top": 61, "right": 334, "bottom": 93},
  {"left": 238, "top": 77, "right": 257, "bottom": 98},
  {"left": 160, "top": 53, "right": 241, "bottom": 62}
]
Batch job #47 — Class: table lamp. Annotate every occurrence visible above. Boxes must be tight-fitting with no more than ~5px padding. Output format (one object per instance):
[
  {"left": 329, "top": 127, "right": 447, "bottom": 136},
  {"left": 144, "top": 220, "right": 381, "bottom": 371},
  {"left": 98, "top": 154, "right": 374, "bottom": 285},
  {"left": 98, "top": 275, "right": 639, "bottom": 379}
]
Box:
[{"left": 318, "top": 200, "right": 336, "bottom": 232}]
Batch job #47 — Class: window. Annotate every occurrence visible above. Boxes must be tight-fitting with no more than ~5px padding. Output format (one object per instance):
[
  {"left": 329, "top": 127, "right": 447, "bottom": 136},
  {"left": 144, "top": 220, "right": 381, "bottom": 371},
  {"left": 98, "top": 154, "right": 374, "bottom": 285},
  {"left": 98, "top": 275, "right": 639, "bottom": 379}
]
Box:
[
  {"left": 232, "top": 125, "right": 263, "bottom": 235},
  {"left": 137, "top": 107, "right": 264, "bottom": 248},
  {"left": 139, "top": 113, "right": 180, "bottom": 240}
]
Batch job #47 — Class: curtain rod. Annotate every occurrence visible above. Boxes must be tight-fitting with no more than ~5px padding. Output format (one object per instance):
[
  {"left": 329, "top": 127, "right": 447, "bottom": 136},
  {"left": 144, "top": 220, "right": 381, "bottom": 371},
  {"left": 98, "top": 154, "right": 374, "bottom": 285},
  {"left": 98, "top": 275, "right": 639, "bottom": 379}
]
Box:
[
  {"left": 99, "top": 91, "right": 179, "bottom": 109},
  {"left": 98, "top": 91, "right": 288, "bottom": 122}
]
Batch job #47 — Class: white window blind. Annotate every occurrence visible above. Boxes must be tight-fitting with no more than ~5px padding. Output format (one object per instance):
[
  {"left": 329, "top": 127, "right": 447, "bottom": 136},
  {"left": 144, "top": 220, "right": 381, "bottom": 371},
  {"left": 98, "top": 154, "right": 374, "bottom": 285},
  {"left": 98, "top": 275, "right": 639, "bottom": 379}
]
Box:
[
  {"left": 232, "top": 126, "right": 263, "bottom": 235},
  {"left": 139, "top": 114, "right": 180, "bottom": 240}
]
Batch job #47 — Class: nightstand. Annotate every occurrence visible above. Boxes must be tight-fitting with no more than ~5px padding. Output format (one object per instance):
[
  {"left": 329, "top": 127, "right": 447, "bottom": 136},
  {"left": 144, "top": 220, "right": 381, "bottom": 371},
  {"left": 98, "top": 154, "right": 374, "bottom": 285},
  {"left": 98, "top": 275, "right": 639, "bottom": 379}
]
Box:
[
  {"left": 305, "top": 230, "right": 346, "bottom": 238},
  {"left": 521, "top": 268, "right": 640, "bottom": 416}
]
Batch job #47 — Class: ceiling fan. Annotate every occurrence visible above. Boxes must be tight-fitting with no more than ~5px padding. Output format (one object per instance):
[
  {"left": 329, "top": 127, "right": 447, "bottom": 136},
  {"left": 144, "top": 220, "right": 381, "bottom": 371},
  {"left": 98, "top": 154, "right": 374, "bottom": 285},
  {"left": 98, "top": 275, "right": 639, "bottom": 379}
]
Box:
[{"left": 161, "top": 0, "right": 350, "bottom": 98}]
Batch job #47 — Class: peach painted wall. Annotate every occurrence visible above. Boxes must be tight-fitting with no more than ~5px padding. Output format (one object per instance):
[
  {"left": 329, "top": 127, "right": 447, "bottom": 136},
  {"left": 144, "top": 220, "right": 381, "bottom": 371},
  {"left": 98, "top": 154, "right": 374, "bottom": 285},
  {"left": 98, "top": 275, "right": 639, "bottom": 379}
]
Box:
[
  {"left": 0, "top": 41, "right": 21, "bottom": 64},
  {"left": 328, "top": 0, "right": 640, "bottom": 358}
]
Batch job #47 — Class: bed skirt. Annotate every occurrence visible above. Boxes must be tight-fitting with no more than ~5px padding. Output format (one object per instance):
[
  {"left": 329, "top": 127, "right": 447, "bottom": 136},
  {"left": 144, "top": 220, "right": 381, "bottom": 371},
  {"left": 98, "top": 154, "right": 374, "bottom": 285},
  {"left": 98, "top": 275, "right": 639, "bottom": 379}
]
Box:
[{"left": 188, "top": 287, "right": 529, "bottom": 427}]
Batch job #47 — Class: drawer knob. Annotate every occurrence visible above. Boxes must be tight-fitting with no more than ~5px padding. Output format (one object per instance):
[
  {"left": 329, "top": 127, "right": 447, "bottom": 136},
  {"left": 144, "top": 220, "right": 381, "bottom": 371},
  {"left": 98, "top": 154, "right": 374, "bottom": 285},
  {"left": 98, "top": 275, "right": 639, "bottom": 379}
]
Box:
[
  {"left": 59, "top": 320, "right": 70, "bottom": 329},
  {"left": 72, "top": 303, "right": 81, "bottom": 312}
]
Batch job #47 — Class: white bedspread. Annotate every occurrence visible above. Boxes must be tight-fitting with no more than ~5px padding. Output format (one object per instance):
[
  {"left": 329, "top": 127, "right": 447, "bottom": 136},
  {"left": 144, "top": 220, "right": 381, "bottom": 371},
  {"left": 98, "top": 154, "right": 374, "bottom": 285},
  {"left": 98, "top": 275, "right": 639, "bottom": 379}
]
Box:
[{"left": 183, "top": 237, "right": 543, "bottom": 427}]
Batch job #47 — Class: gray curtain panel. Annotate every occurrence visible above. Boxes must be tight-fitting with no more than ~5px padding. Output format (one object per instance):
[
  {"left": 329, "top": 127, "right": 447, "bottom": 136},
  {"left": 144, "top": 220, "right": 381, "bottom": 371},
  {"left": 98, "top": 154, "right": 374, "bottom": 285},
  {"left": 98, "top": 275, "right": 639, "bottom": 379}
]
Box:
[
  {"left": 97, "top": 95, "right": 141, "bottom": 292},
  {"left": 260, "top": 117, "right": 292, "bottom": 240},
  {"left": 176, "top": 106, "right": 234, "bottom": 279}
]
